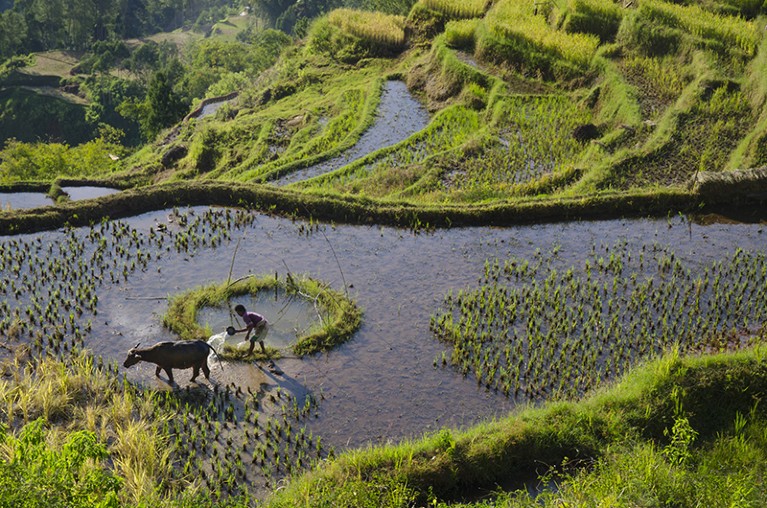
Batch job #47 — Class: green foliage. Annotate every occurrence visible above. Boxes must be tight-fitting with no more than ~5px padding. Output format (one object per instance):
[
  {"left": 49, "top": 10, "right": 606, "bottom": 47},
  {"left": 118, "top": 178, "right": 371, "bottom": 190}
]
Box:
[
  {"left": 120, "top": 67, "right": 187, "bottom": 141},
  {"left": 266, "top": 347, "right": 767, "bottom": 506},
  {"left": 0, "top": 137, "right": 120, "bottom": 182},
  {"left": 1, "top": 0, "right": 237, "bottom": 55},
  {"left": 444, "top": 19, "right": 479, "bottom": 50},
  {"left": 558, "top": 0, "right": 623, "bottom": 42},
  {"left": 0, "top": 419, "right": 122, "bottom": 508},
  {"left": 0, "top": 10, "right": 27, "bottom": 60},
  {"left": 80, "top": 75, "right": 144, "bottom": 146},
  {"left": 0, "top": 87, "right": 94, "bottom": 145},
  {"left": 75, "top": 40, "right": 130, "bottom": 74}
]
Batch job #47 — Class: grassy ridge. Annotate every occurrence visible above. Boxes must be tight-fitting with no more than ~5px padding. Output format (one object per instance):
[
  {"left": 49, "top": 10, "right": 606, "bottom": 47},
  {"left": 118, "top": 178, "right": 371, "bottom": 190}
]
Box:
[
  {"left": 163, "top": 274, "right": 362, "bottom": 358},
  {"left": 264, "top": 345, "right": 767, "bottom": 506},
  {"left": 0, "top": 180, "right": 707, "bottom": 236}
]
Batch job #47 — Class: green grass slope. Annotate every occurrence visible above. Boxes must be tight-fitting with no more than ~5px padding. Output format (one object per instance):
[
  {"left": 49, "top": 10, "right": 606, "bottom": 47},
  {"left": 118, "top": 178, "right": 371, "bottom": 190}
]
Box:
[
  {"left": 265, "top": 345, "right": 767, "bottom": 507},
  {"left": 101, "top": 0, "right": 767, "bottom": 214}
]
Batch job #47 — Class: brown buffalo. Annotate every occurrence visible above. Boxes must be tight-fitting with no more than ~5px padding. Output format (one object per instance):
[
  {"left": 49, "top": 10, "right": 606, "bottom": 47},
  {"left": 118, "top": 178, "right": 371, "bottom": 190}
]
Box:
[{"left": 123, "top": 340, "right": 221, "bottom": 384}]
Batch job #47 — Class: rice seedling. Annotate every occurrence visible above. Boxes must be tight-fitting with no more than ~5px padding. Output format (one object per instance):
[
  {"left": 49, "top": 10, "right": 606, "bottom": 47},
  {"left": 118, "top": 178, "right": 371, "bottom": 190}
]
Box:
[
  {"left": 603, "top": 75, "right": 754, "bottom": 191},
  {"left": 432, "top": 240, "right": 767, "bottom": 401},
  {"left": 437, "top": 94, "right": 591, "bottom": 199},
  {"left": 295, "top": 104, "right": 479, "bottom": 197},
  {"left": 619, "top": 54, "right": 690, "bottom": 120}
]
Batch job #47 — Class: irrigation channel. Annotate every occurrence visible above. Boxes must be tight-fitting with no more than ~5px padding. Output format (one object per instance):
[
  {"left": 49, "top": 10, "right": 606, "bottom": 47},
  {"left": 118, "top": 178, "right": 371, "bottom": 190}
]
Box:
[
  {"left": 274, "top": 80, "right": 431, "bottom": 186},
  {"left": 3, "top": 207, "right": 766, "bottom": 447}
]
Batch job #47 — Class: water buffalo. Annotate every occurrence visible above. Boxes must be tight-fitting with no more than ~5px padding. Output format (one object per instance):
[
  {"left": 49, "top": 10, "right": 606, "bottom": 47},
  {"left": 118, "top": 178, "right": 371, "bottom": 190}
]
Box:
[{"left": 123, "top": 340, "right": 221, "bottom": 384}]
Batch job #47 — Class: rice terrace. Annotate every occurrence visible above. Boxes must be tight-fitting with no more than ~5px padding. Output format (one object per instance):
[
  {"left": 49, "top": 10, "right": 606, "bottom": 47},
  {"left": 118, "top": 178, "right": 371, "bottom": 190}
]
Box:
[{"left": 1, "top": 0, "right": 767, "bottom": 505}]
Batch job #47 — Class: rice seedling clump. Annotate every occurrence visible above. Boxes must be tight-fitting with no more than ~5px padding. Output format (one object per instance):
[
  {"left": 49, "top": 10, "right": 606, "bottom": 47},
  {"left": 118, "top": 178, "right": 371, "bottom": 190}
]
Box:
[{"left": 431, "top": 240, "right": 767, "bottom": 400}]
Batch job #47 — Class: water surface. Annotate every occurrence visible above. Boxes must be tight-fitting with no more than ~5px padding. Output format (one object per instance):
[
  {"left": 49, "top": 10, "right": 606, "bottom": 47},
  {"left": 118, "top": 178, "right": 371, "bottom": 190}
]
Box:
[
  {"left": 80, "top": 211, "right": 765, "bottom": 450},
  {"left": 274, "top": 81, "right": 430, "bottom": 186},
  {"left": 0, "top": 192, "right": 51, "bottom": 210},
  {"left": 63, "top": 186, "right": 121, "bottom": 201},
  {"left": 4, "top": 209, "right": 766, "bottom": 452}
]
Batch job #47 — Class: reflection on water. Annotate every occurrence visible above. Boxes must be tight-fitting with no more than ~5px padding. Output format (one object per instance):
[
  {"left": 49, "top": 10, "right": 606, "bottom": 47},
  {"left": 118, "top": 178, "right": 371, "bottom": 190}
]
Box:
[
  {"left": 197, "top": 291, "right": 320, "bottom": 350},
  {"left": 0, "top": 192, "right": 52, "bottom": 210},
  {"left": 6, "top": 209, "right": 767, "bottom": 453},
  {"left": 198, "top": 99, "right": 233, "bottom": 119},
  {"left": 274, "top": 81, "right": 430, "bottom": 185},
  {"left": 0, "top": 186, "right": 120, "bottom": 211},
  {"left": 62, "top": 186, "right": 121, "bottom": 201}
]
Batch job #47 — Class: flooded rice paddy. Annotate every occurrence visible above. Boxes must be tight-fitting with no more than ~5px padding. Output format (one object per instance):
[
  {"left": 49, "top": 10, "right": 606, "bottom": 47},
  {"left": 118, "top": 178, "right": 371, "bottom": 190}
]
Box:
[
  {"left": 3, "top": 207, "right": 766, "bottom": 454},
  {"left": 0, "top": 186, "right": 120, "bottom": 210},
  {"left": 274, "top": 80, "right": 431, "bottom": 186},
  {"left": 60, "top": 185, "right": 121, "bottom": 201},
  {"left": 0, "top": 192, "right": 52, "bottom": 210},
  {"left": 198, "top": 98, "right": 234, "bottom": 119}
]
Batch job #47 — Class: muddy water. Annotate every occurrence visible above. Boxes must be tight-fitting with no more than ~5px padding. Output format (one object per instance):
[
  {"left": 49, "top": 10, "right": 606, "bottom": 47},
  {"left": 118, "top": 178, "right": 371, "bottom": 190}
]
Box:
[
  {"left": 60, "top": 209, "right": 763, "bottom": 452},
  {"left": 274, "top": 80, "right": 431, "bottom": 186}
]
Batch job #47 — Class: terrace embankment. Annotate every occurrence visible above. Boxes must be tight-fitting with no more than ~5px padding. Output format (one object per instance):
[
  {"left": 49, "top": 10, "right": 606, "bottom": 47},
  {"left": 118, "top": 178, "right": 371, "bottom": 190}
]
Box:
[{"left": 5, "top": 177, "right": 766, "bottom": 236}]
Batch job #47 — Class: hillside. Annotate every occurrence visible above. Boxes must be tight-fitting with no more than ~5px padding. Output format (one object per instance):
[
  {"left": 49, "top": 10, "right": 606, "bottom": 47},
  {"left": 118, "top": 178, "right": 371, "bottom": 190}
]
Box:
[
  {"left": 106, "top": 0, "right": 767, "bottom": 212},
  {"left": 1, "top": 1, "right": 767, "bottom": 507}
]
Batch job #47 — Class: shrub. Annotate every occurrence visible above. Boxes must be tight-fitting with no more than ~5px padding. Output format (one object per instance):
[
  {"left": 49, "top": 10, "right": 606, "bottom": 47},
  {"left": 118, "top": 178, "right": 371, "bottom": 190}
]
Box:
[{"left": 0, "top": 419, "right": 122, "bottom": 508}]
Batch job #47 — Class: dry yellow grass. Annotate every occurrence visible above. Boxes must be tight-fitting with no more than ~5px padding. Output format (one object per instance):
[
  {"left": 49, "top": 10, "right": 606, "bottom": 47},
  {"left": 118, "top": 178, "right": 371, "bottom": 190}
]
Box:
[
  {"left": 22, "top": 51, "right": 80, "bottom": 77},
  {"left": 328, "top": 8, "right": 407, "bottom": 49},
  {"left": 486, "top": 0, "right": 599, "bottom": 67},
  {"left": 420, "top": 0, "right": 491, "bottom": 19}
]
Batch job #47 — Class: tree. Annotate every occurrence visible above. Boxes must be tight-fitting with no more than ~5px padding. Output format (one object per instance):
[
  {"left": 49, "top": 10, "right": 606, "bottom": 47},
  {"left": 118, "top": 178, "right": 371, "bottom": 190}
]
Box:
[
  {"left": 0, "top": 11, "right": 27, "bottom": 59},
  {"left": 144, "top": 68, "right": 186, "bottom": 138}
]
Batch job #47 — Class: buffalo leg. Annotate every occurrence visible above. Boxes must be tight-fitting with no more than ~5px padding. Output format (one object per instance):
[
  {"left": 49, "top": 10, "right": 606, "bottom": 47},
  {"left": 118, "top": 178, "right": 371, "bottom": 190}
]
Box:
[
  {"left": 191, "top": 365, "right": 200, "bottom": 382},
  {"left": 155, "top": 365, "right": 162, "bottom": 377},
  {"left": 164, "top": 367, "right": 175, "bottom": 384},
  {"left": 202, "top": 362, "right": 210, "bottom": 380}
]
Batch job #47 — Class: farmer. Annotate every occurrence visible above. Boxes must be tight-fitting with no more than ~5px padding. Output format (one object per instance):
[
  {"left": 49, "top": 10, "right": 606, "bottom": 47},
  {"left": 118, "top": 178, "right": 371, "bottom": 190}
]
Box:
[{"left": 233, "top": 304, "right": 269, "bottom": 355}]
